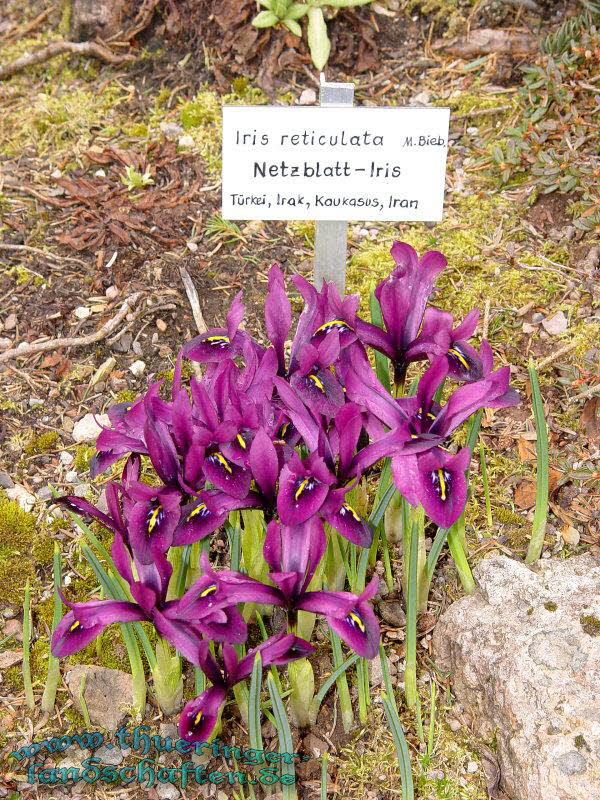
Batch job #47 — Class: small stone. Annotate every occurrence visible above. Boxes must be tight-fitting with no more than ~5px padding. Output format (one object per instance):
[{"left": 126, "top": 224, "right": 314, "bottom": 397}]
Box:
[
  {"left": 178, "top": 134, "right": 195, "bottom": 148},
  {"left": 72, "top": 413, "right": 109, "bottom": 443},
  {"left": 59, "top": 451, "right": 74, "bottom": 466},
  {"left": 466, "top": 761, "right": 479, "bottom": 773},
  {"left": 0, "top": 471, "right": 14, "bottom": 489},
  {"left": 157, "top": 784, "right": 180, "bottom": 799},
  {"left": 94, "top": 168, "right": 106, "bottom": 178},
  {"left": 447, "top": 718, "right": 461, "bottom": 732},
  {"left": 410, "top": 90, "right": 431, "bottom": 106},
  {"left": 105, "top": 285, "right": 119, "bottom": 300},
  {"left": 0, "top": 337, "right": 12, "bottom": 350},
  {"left": 59, "top": 751, "right": 91, "bottom": 773},
  {"left": 380, "top": 601, "right": 406, "bottom": 628},
  {"left": 3, "top": 618, "right": 23, "bottom": 641},
  {"left": 302, "top": 734, "right": 328, "bottom": 757},
  {"left": 298, "top": 88, "right": 317, "bottom": 105},
  {"left": 112, "top": 331, "right": 133, "bottom": 353},
  {"left": 3, "top": 313, "right": 17, "bottom": 330},
  {"left": 156, "top": 318, "right": 167, "bottom": 332},
  {"left": 186, "top": 241, "right": 198, "bottom": 252},
  {"left": 542, "top": 310, "right": 568, "bottom": 335},
  {"left": 159, "top": 722, "right": 178, "bottom": 739},
  {"left": 129, "top": 360, "right": 146, "bottom": 377},
  {"left": 65, "top": 665, "right": 134, "bottom": 729},
  {"left": 132, "top": 341, "right": 143, "bottom": 356},
  {"left": 73, "top": 483, "right": 91, "bottom": 498},
  {"left": 74, "top": 306, "right": 91, "bottom": 320},
  {"left": 532, "top": 312, "right": 545, "bottom": 323},
  {"left": 65, "top": 470, "right": 78, "bottom": 483},
  {"left": 160, "top": 121, "right": 184, "bottom": 139},
  {"left": 94, "top": 744, "right": 123, "bottom": 766},
  {"left": 6, "top": 484, "right": 36, "bottom": 512},
  {"left": 29, "top": 397, "right": 43, "bottom": 407},
  {"left": 51, "top": 168, "right": 62, "bottom": 179},
  {"left": 36, "top": 486, "right": 52, "bottom": 501}
]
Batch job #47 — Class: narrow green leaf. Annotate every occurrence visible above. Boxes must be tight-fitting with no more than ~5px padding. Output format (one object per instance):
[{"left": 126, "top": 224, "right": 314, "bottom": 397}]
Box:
[
  {"left": 252, "top": 10, "right": 279, "bottom": 27},
  {"left": 382, "top": 693, "right": 414, "bottom": 800},
  {"left": 283, "top": 18, "right": 302, "bottom": 35},
  {"left": 41, "top": 543, "right": 62, "bottom": 712},
  {"left": 370, "top": 291, "right": 390, "bottom": 392},
  {"left": 23, "top": 581, "right": 34, "bottom": 709},
  {"left": 525, "top": 362, "right": 549, "bottom": 563},
  {"left": 404, "top": 520, "right": 418, "bottom": 709},
  {"left": 267, "top": 675, "right": 297, "bottom": 800},
  {"left": 249, "top": 654, "right": 263, "bottom": 753}
]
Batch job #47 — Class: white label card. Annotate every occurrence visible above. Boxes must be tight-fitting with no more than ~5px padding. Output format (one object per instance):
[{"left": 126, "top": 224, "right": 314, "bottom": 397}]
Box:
[{"left": 221, "top": 105, "right": 450, "bottom": 222}]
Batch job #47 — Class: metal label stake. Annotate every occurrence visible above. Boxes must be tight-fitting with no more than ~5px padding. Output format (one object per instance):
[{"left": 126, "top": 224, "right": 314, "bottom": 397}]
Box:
[{"left": 313, "top": 74, "right": 355, "bottom": 294}]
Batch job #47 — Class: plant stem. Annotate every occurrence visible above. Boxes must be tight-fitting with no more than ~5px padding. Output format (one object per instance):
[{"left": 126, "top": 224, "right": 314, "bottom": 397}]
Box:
[
  {"left": 23, "top": 581, "right": 34, "bottom": 710},
  {"left": 447, "top": 519, "right": 476, "bottom": 594},
  {"left": 479, "top": 441, "right": 493, "bottom": 532},
  {"left": 526, "top": 362, "right": 549, "bottom": 563},
  {"left": 329, "top": 629, "right": 354, "bottom": 732},
  {"left": 41, "top": 543, "right": 62, "bottom": 713},
  {"left": 404, "top": 521, "right": 418, "bottom": 710}
]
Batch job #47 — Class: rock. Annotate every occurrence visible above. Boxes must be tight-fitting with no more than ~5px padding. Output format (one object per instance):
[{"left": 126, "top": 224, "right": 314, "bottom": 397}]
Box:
[
  {"left": 379, "top": 601, "right": 406, "bottom": 628},
  {"left": 6, "top": 484, "right": 36, "bottom": 512},
  {"left": 2, "top": 618, "right": 23, "bottom": 641},
  {"left": 0, "top": 650, "right": 23, "bottom": 669},
  {"left": 160, "top": 121, "right": 184, "bottom": 139},
  {"left": 0, "top": 471, "right": 14, "bottom": 489},
  {"left": 157, "top": 784, "right": 180, "bottom": 800},
  {"left": 59, "top": 451, "right": 74, "bottom": 466},
  {"left": 94, "top": 743, "right": 123, "bottom": 766},
  {"left": 73, "top": 483, "right": 91, "bottom": 498},
  {"left": 72, "top": 413, "right": 109, "bottom": 443},
  {"left": 178, "top": 134, "right": 195, "bottom": 148},
  {"left": 65, "top": 470, "right": 78, "bottom": 483},
  {"left": 0, "top": 337, "right": 12, "bottom": 350},
  {"left": 3, "top": 313, "right": 16, "bottom": 331},
  {"left": 369, "top": 652, "right": 394, "bottom": 688},
  {"left": 74, "top": 306, "right": 91, "bottom": 320},
  {"left": 302, "top": 734, "right": 328, "bottom": 758},
  {"left": 36, "top": 486, "right": 52, "bottom": 501},
  {"left": 129, "top": 359, "right": 146, "bottom": 377},
  {"left": 298, "top": 88, "right": 317, "bottom": 105},
  {"left": 112, "top": 331, "right": 133, "bottom": 353},
  {"left": 59, "top": 751, "right": 91, "bottom": 773},
  {"left": 542, "top": 310, "right": 568, "bottom": 335},
  {"left": 433, "top": 554, "right": 600, "bottom": 800},
  {"left": 410, "top": 90, "right": 431, "bottom": 106},
  {"left": 65, "top": 665, "right": 134, "bottom": 730},
  {"left": 105, "top": 285, "right": 119, "bottom": 300}
]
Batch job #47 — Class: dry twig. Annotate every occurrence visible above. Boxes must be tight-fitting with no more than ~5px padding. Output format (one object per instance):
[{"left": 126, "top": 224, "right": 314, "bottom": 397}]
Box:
[
  {"left": 0, "top": 41, "right": 135, "bottom": 81},
  {"left": 178, "top": 266, "right": 208, "bottom": 335},
  {"left": 0, "top": 293, "right": 142, "bottom": 363}
]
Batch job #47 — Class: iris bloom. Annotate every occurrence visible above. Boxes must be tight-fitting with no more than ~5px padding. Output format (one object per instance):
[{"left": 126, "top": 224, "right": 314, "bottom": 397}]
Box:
[
  {"left": 207, "top": 520, "right": 380, "bottom": 658},
  {"left": 179, "top": 632, "right": 314, "bottom": 742}
]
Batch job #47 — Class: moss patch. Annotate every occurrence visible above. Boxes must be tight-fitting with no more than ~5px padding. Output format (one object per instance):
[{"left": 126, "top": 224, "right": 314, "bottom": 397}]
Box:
[
  {"left": 580, "top": 615, "right": 600, "bottom": 637},
  {"left": 0, "top": 494, "right": 37, "bottom": 604},
  {"left": 24, "top": 431, "right": 60, "bottom": 457}
]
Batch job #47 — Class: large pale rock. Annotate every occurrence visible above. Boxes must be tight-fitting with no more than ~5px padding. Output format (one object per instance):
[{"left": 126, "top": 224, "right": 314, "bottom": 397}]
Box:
[
  {"left": 65, "top": 665, "right": 134, "bottom": 730},
  {"left": 72, "top": 413, "right": 109, "bottom": 443},
  {"left": 433, "top": 555, "right": 600, "bottom": 800}
]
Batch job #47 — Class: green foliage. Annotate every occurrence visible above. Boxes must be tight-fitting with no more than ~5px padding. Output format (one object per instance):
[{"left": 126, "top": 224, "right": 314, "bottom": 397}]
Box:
[
  {"left": 120, "top": 165, "right": 154, "bottom": 191},
  {"left": 24, "top": 431, "right": 60, "bottom": 457},
  {"left": 0, "top": 494, "right": 36, "bottom": 604},
  {"left": 252, "top": 0, "right": 372, "bottom": 69},
  {"left": 489, "top": 27, "right": 599, "bottom": 229}
]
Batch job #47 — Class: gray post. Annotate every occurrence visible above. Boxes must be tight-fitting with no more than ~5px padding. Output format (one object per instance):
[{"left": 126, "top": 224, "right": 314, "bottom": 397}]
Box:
[{"left": 313, "top": 75, "right": 354, "bottom": 294}]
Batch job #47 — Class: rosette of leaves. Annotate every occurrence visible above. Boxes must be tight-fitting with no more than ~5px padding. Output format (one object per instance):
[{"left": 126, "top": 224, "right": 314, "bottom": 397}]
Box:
[{"left": 252, "top": 0, "right": 373, "bottom": 70}]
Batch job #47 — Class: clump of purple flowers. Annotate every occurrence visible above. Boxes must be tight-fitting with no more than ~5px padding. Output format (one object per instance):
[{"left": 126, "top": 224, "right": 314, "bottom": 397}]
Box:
[{"left": 51, "top": 241, "right": 518, "bottom": 742}]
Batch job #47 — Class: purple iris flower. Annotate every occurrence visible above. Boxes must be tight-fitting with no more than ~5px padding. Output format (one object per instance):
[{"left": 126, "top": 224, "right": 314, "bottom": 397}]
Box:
[
  {"left": 182, "top": 292, "right": 254, "bottom": 364},
  {"left": 51, "top": 547, "right": 246, "bottom": 664},
  {"left": 208, "top": 520, "right": 380, "bottom": 658},
  {"left": 179, "top": 632, "right": 314, "bottom": 742},
  {"left": 358, "top": 242, "right": 447, "bottom": 384}
]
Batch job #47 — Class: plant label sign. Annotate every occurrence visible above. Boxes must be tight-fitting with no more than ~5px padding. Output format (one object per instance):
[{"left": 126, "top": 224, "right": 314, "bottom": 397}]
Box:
[{"left": 221, "top": 105, "right": 450, "bottom": 222}]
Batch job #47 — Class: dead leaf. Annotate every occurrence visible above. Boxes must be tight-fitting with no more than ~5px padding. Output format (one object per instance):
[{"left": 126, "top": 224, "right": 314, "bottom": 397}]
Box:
[
  {"left": 0, "top": 649, "right": 23, "bottom": 669},
  {"left": 514, "top": 469, "right": 561, "bottom": 509},
  {"left": 517, "top": 434, "right": 537, "bottom": 463},
  {"left": 434, "top": 28, "right": 537, "bottom": 57},
  {"left": 561, "top": 525, "right": 580, "bottom": 546},
  {"left": 581, "top": 397, "right": 600, "bottom": 442}
]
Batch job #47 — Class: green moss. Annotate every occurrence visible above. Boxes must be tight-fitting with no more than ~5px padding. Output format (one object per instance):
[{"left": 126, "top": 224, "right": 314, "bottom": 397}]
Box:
[
  {"left": 73, "top": 445, "right": 95, "bottom": 474},
  {"left": 0, "top": 494, "right": 36, "bottom": 604},
  {"left": 544, "top": 601, "right": 558, "bottom": 612},
  {"left": 24, "top": 431, "right": 60, "bottom": 457},
  {"left": 580, "top": 615, "right": 600, "bottom": 637},
  {"left": 32, "top": 530, "right": 56, "bottom": 567},
  {"left": 574, "top": 735, "right": 589, "bottom": 750}
]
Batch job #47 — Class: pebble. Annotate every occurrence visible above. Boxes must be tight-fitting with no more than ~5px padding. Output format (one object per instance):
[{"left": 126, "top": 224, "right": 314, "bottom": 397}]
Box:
[
  {"left": 0, "top": 337, "right": 12, "bottom": 350},
  {"left": 72, "top": 413, "right": 109, "bottom": 443},
  {"left": 112, "top": 331, "right": 133, "bottom": 353},
  {"left": 447, "top": 717, "right": 461, "bottom": 732},
  {"left": 6, "top": 484, "right": 36, "bottom": 512},
  {"left": 73, "top": 484, "right": 91, "bottom": 498},
  {"left": 129, "top": 359, "right": 146, "bottom": 377},
  {"left": 186, "top": 241, "right": 198, "bottom": 252},
  {"left": 29, "top": 397, "right": 43, "bottom": 407},
  {"left": 178, "top": 134, "right": 195, "bottom": 148},
  {"left": 105, "top": 285, "right": 119, "bottom": 300},
  {"left": 156, "top": 318, "right": 167, "bottom": 332},
  {"left": 157, "top": 783, "right": 180, "bottom": 799},
  {"left": 94, "top": 744, "right": 124, "bottom": 766},
  {"left": 36, "top": 486, "right": 53, "bottom": 501},
  {"left": 466, "top": 761, "right": 479, "bottom": 773},
  {"left": 3, "top": 313, "right": 16, "bottom": 330},
  {"left": 132, "top": 341, "right": 143, "bottom": 356},
  {"left": 298, "top": 88, "right": 317, "bottom": 105},
  {"left": 531, "top": 312, "right": 544, "bottom": 323},
  {"left": 0, "top": 471, "right": 14, "bottom": 489},
  {"left": 65, "top": 470, "right": 78, "bottom": 483},
  {"left": 59, "top": 451, "right": 74, "bottom": 466},
  {"left": 74, "top": 306, "right": 91, "bottom": 320},
  {"left": 160, "top": 121, "right": 184, "bottom": 138}
]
